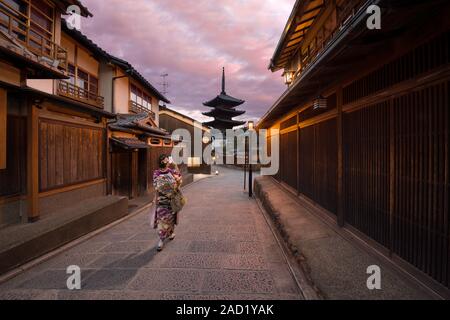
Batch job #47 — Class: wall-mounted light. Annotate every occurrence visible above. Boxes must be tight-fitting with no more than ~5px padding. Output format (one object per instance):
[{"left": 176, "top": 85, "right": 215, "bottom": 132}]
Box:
[
  {"left": 283, "top": 70, "right": 295, "bottom": 85},
  {"left": 247, "top": 121, "right": 255, "bottom": 131},
  {"left": 202, "top": 135, "right": 210, "bottom": 144},
  {"left": 313, "top": 95, "right": 327, "bottom": 110}
]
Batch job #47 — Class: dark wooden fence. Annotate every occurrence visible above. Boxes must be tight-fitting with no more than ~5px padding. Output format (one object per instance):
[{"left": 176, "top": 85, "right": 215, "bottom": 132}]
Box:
[
  {"left": 392, "top": 82, "right": 449, "bottom": 288},
  {"left": 343, "top": 102, "right": 390, "bottom": 248},
  {"left": 280, "top": 130, "right": 298, "bottom": 190},
  {"left": 275, "top": 31, "right": 450, "bottom": 290}
]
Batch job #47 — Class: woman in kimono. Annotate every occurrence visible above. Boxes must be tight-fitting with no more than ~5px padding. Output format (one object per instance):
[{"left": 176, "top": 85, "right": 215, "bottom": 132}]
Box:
[{"left": 153, "top": 154, "right": 182, "bottom": 251}]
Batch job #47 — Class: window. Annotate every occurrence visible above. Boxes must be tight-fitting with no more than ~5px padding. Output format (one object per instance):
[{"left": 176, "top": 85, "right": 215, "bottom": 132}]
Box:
[
  {"left": 67, "top": 64, "right": 76, "bottom": 85},
  {"left": 0, "top": 0, "right": 54, "bottom": 55},
  {"left": 131, "top": 84, "right": 138, "bottom": 103},
  {"left": 89, "top": 76, "right": 98, "bottom": 95},
  {"left": 143, "top": 94, "right": 152, "bottom": 110},
  {"left": 0, "top": 0, "right": 28, "bottom": 42},
  {"left": 29, "top": 0, "right": 54, "bottom": 55},
  {"left": 130, "top": 83, "right": 151, "bottom": 110},
  {"left": 150, "top": 138, "right": 161, "bottom": 146},
  {"left": 77, "top": 69, "right": 89, "bottom": 90},
  {"left": 1, "top": 0, "right": 27, "bottom": 13},
  {"left": 63, "top": 65, "right": 99, "bottom": 98}
]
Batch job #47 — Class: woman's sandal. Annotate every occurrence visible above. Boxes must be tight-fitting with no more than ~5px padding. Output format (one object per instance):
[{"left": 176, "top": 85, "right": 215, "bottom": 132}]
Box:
[{"left": 157, "top": 240, "right": 164, "bottom": 252}]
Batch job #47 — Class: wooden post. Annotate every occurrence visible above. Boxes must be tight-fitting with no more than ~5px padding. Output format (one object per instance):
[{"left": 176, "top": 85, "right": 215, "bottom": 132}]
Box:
[
  {"left": 106, "top": 126, "right": 112, "bottom": 195},
  {"left": 337, "top": 87, "right": 344, "bottom": 227},
  {"left": 131, "top": 151, "right": 138, "bottom": 199},
  {"left": 389, "top": 99, "right": 395, "bottom": 257},
  {"left": 297, "top": 112, "right": 300, "bottom": 195},
  {"left": 27, "top": 103, "right": 39, "bottom": 222},
  {"left": 0, "top": 88, "right": 6, "bottom": 170}
]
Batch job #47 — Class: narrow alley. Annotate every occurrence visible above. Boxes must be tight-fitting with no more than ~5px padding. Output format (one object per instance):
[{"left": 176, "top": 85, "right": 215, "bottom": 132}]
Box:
[{"left": 0, "top": 168, "right": 303, "bottom": 300}]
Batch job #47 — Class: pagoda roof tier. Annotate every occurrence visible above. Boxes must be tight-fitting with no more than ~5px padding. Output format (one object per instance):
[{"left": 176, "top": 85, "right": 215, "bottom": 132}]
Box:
[
  {"left": 203, "top": 117, "right": 246, "bottom": 129},
  {"left": 203, "top": 67, "right": 245, "bottom": 107},
  {"left": 203, "top": 93, "right": 245, "bottom": 108},
  {"left": 203, "top": 106, "right": 246, "bottom": 117}
]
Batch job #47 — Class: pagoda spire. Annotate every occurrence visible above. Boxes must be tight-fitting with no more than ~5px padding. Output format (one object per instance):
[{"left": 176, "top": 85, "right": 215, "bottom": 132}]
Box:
[
  {"left": 203, "top": 68, "right": 246, "bottom": 130},
  {"left": 221, "top": 67, "right": 226, "bottom": 94}
]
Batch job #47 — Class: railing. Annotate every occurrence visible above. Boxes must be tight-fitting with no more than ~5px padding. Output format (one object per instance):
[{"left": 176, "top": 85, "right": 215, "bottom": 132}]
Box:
[
  {"left": 0, "top": 4, "right": 68, "bottom": 70},
  {"left": 58, "top": 81, "right": 105, "bottom": 108},
  {"left": 129, "top": 100, "right": 156, "bottom": 120},
  {"left": 293, "top": 0, "right": 364, "bottom": 81}
]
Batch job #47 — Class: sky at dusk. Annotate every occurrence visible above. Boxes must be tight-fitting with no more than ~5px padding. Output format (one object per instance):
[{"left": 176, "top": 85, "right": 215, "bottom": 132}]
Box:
[{"left": 80, "top": 0, "right": 295, "bottom": 123}]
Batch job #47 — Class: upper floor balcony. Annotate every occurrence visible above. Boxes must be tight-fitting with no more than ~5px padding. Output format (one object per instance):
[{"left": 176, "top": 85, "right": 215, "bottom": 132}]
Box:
[
  {"left": 272, "top": 0, "right": 365, "bottom": 85},
  {"left": 57, "top": 80, "right": 104, "bottom": 108},
  {"left": 0, "top": 1, "right": 68, "bottom": 73},
  {"left": 129, "top": 100, "right": 156, "bottom": 120}
]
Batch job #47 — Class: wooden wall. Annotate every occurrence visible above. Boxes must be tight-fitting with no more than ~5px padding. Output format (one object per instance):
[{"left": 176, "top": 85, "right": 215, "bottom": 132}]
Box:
[
  {"left": 0, "top": 88, "right": 6, "bottom": 169},
  {"left": 297, "top": 119, "right": 338, "bottom": 214},
  {"left": 0, "top": 116, "right": 27, "bottom": 197},
  {"left": 279, "top": 131, "right": 297, "bottom": 190},
  {"left": 343, "top": 101, "right": 390, "bottom": 247},
  {"left": 392, "top": 82, "right": 449, "bottom": 288},
  {"left": 39, "top": 119, "right": 105, "bottom": 192},
  {"left": 272, "top": 31, "right": 450, "bottom": 290}
]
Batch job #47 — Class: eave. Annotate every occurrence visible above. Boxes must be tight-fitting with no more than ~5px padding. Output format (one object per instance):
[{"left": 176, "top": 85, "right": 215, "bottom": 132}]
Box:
[
  {"left": 269, "top": 0, "right": 325, "bottom": 72},
  {"left": 203, "top": 118, "right": 246, "bottom": 128},
  {"left": 58, "top": 0, "right": 93, "bottom": 17},
  {"left": 259, "top": 0, "right": 450, "bottom": 129},
  {"left": 109, "top": 56, "right": 170, "bottom": 104},
  {"left": 203, "top": 94, "right": 245, "bottom": 108},
  {"left": 203, "top": 106, "right": 246, "bottom": 117},
  {"left": 0, "top": 40, "right": 69, "bottom": 80},
  {"left": 22, "top": 86, "right": 115, "bottom": 118}
]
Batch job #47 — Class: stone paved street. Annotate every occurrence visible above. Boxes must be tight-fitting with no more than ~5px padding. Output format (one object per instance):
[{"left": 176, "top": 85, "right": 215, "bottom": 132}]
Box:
[{"left": 0, "top": 167, "right": 303, "bottom": 300}]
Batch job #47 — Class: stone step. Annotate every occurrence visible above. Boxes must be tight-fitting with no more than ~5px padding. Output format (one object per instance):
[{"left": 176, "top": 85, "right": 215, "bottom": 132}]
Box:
[{"left": 0, "top": 195, "right": 128, "bottom": 275}]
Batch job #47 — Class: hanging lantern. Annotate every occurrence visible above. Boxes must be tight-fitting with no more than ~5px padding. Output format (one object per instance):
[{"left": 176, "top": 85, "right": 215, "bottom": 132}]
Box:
[{"left": 283, "top": 70, "right": 295, "bottom": 85}]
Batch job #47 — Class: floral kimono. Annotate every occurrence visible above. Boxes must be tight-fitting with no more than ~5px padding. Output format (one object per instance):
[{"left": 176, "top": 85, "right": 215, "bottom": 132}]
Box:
[{"left": 152, "top": 168, "right": 177, "bottom": 240}]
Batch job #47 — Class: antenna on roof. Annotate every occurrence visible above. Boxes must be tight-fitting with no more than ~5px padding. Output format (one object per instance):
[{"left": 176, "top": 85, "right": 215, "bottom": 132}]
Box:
[{"left": 159, "top": 73, "right": 169, "bottom": 97}]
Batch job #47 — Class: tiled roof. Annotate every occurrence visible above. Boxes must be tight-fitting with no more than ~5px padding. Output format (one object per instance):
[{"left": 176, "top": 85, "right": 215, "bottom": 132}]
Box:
[
  {"left": 61, "top": 24, "right": 170, "bottom": 104},
  {"left": 110, "top": 137, "right": 149, "bottom": 150},
  {"left": 111, "top": 113, "right": 169, "bottom": 136},
  {"left": 203, "top": 93, "right": 245, "bottom": 107},
  {"left": 109, "top": 55, "right": 170, "bottom": 104}
]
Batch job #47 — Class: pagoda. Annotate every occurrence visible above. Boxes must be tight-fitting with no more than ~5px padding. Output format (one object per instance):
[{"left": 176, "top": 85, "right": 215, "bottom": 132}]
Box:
[{"left": 203, "top": 68, "right": 246, "bottom": 130}]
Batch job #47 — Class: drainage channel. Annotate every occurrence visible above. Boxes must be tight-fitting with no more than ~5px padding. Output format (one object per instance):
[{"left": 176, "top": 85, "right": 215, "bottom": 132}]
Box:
[{"left": 254, "top": 196, "right": 321, "bottom": 300}]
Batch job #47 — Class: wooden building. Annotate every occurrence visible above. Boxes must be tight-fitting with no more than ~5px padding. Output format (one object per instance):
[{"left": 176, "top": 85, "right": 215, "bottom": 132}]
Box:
[
  {"left": 159, "top": 106, "right": 212, "bottom": 175},
  {"left": 109, "top": 113, "right": 174, "bottom": 199},
  {"left": 0, "top": 0, "right": 121, "bottom": 228},
  {"left": 0, "top": 0, "right": 173, "bottom": 226},
  {"left": 258, "top": 0, "right": 450, "bottom": 295},
  {"left": 105, "top": 56, "right": 175, "bottom": 199},
  {"left": 59, "top": 26, "right": 174, "bottom": 200}
]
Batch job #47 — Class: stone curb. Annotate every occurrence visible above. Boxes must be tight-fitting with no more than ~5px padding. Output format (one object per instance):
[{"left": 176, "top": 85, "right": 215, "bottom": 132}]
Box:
[{"left": 254, "top": 178, "right": 325, "bottom": 299}]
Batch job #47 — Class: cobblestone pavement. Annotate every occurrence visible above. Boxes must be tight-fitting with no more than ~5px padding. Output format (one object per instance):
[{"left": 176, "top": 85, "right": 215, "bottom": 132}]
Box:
[{"left": 0, "top": 167, "right": 303, "bottom": 300}]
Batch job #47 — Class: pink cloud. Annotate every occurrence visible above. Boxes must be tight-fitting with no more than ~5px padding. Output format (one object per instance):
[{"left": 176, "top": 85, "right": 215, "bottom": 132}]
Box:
[{"left": 80, "top": 0, "right": 294, "bottom": 122}]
